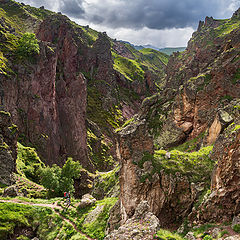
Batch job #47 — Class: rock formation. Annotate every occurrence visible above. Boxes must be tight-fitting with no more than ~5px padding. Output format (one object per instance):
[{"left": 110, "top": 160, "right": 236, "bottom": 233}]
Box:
[
  {"left": 117, "top": 8, "right": 240, "bottom": 229},
  {"left": 0, "top": 1, "right": 168, "bottom": 170},
  {"left": 105, "top": 201, "right": 160, "bottom": 240},
  {"left": 0, "top": 111, "right": 17, "bottom": 185}
]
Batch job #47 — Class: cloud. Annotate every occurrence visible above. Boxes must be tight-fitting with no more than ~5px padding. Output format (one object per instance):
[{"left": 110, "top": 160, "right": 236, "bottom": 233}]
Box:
[
  {"left": 18, "top": 0, "right": 240, "bottom": 47},
  {"left": 59, "top": 0, "right": 85, "bottom": 17},
  {"left": 61, "top": 0, "right": 240, "bottom": 30},
  {"left": 19, "top": 0, "right": 59, "bottom": 11}
]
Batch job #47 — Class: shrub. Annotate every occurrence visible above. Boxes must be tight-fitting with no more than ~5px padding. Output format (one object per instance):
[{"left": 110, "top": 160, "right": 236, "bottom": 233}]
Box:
[
  {"left": 39, "top": 158, "right": 82, "bottom": 197},
  {"left": 233, "top": 224, "right": 240, "bottom": 233},
  {"left": 16, "top": 32, "right": 40, "bottom": 58},
  {"left": 203, "top": 235, "right": 213, "bottom": 240},
  {"left": 16, "top": 142, "right": 45, "bottom": 183}
]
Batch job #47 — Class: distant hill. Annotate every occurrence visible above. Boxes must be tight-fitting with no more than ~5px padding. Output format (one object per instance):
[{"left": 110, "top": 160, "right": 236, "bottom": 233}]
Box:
[
  {"left": 159, "top": 47, "right": 186, "bottom": 55},
  {"left": 119, "top": 42, "right": 186, "bottom": 55}
]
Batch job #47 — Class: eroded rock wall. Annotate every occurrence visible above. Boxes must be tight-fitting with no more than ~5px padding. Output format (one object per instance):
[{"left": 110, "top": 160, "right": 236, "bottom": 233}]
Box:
[{"left": 0, "top": 111, "right": 17, "bottom": 185}]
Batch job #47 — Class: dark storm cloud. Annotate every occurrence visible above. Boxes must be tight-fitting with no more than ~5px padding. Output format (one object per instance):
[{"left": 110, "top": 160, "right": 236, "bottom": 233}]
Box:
[
  {"left": 57, "top": 0, "right": 240, "bottom": 30},
  {"left": 19, "top": 0, "right": 240, "bottom": 30},
  {"left": 59, "top": 0, "right": 85, "bottom": 17}
]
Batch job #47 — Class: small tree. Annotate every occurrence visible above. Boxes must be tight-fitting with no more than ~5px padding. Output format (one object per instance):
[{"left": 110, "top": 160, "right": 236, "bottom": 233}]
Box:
[
  {"left": 39, "top": 164, "right": 61, "bottom": 195},
  {"left": 39, "top": 158, "right": 82, "bottom": 197},
  {"left": 16, "top": 32, "right": 40, "bottom": 58}
]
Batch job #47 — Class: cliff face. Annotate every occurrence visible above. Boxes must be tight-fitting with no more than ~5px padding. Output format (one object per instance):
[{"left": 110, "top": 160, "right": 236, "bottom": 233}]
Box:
[
  {"left": 0, "top": 111, "right": 18, "bottom": 185},
  {"left": 117, "top": 9, "right": 240, "bottom": 227},
  {"left": 0, "top": 0, "right": 168, "bottom": 170},
  {"left": 189, "top": 102, "right": 240, "bottom": 223}
]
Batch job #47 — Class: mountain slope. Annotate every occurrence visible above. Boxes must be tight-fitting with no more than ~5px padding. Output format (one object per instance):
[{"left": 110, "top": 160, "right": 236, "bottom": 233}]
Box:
[
  {"left": 0, "top": 0, "right": 168, "bottom": 171},
  {"left": 117, "top": 8, "right": 240, "bottom": 228}
]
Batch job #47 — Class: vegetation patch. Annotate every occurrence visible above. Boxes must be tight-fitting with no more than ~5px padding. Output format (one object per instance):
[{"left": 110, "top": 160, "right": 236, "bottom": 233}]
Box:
[
  {"left": 136, "top": 145, "right": 214, "bottom": 183},
  {"left": 16, "top": 32, "right": 40, "bottom": 59},
  {"left": 139, "top": 48, "right": 169, "bottom": 65},
  {"left": 39, "top": 158, "right": 82, "bottom": 197},
  {"left": 92, "top": 166, "right": 119, "bottom": 199},
  {"left": 112, "top": 52, "right": 145, "bottom": 82},
  {"left": 155, "top": 229, "right": 184, "bottom": 240},
  {"left": 16, "top": 142, "right": 45, "bottom": 183},
  {"left": 232, "top": 68, "right": 240, "bottom": 84},
  {"left": 87, "top": 129, "right": 114, "bottom": 171},
  {"left": 0, "top": 202, "right": 62, "bottom": 240},
  {"left": 60, "top": 197, "right": 118, "bottom": 240}
]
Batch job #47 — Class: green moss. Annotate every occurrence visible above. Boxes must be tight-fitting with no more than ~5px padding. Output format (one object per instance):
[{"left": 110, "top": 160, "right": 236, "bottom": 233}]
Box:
[
  {"left": 112, "top": 52, "right": 145, "bottom": 82},
  {"left": 215, "top": 19, "right": 240, "bottom": 36},
  {"left": 233, "top": 224, "right": 240, "bottom": 233},
  {"left": 170, "top": 132, "right": 206, "bottom": 152},
  {"left": 232, "top": 68, "right": 240, "bottom": 84},
  {"left": 202, "top": 235, "right": 213, "bottom": 240},
  {"left": 232, "top": 125, "right": 240, "bottom": 132},
  {"left": 0, "top": 111, "right": 11, "bottom": 117},
  {"left": 87, "top": 129, "right": 114, "bottom": 171},
  {"left": 156, "top": 229, "right": 185, "bottom": 240},
  {"left": 16, "top": 142, "right": 45, "bottom": 183},
  {"left": 87, "top": 86, "right": 122, "bottom": 131},
  {"left": 138, "top": 145, "right": 214, "bottom": 183},
  {"left": 115, "top": 117, "right": 134, "bottom": 132},
  {"left": 190, "top": 223, "right": 216, "bottom": 237},
  {"left": 93, "top": 166, "right": 119, "bottom": 199},
  {"left": 139, "top": 48, "right": 169, "bottom": 65}
]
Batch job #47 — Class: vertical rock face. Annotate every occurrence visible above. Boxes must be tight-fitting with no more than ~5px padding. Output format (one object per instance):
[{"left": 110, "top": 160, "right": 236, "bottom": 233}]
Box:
[
  {"left": 119, "top": 120, "right": 198, "bottom": 227},
  {"left": 0, "top": 111, "right": 17, "bottom": 185},
  {"left": 2, "top": 15, "right": 91, "bottom": 169},
  {"left": 191, "top": 127, "right": 240, "bottom": 223},
  {"left": 119, "top": 120, "right": 154, "bottom": 220},
  {"left": 117, "top": 9, "right": 240, "bottom": 228}
]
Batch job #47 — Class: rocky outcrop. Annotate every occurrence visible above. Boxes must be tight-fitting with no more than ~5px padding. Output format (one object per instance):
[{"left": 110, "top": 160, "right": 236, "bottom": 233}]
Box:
[
  {"left": 0, "top": 111, "right": 17, "bottom": 185},
  {"left": 118, "top": 119, "right": 206, "bottom": 227},
  {"left": 105, "top": 201, "right": 160, "bottom": 240},
  {"left": 117, "top": 8, "right": 240, "bottom": 229},
  {"left": 190, "top": 126, "right": 240, "bottom": 223}
]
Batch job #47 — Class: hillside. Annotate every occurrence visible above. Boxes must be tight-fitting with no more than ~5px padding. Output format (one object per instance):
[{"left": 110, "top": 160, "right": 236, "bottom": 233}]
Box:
[
  {"left": 0, "top": 0, "right": 168, "bottom": 171},
  {"left": 117, "top": 6, "right": 240, "bottom": 237},
  {"left": 0, "top": 1, "right": 240, "bottom": 240}
]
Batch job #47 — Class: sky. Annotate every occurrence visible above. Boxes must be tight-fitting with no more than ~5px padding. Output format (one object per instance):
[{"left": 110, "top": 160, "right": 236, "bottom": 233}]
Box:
[{"left": 18, "top": 0, "right": 240, "bottom": 48}]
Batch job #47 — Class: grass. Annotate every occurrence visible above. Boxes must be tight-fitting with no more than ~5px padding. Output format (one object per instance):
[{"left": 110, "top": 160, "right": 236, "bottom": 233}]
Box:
[
  {"left": 92, "top": 166, "right": 119, "bottom": 199},
  {"left": 16, "top": 142, "right": 45, "bottom": 184},
  {"left": 139, "top": 48, "right": 169, "bottom": 65},
  {"left": 155, "top": 229, "right": 184, "bottom": 240},
  {"left": 60, "top": 197, "right": 118, "bottom": 240},
  {"left": 0, "top": 201, "right": 65, "bottom": 240},
  {"left": 112, "top": 52, "right": 145, "bottom": 82},
  {"left": 136, "top": 145, "right": 214, "bottom": 183}
]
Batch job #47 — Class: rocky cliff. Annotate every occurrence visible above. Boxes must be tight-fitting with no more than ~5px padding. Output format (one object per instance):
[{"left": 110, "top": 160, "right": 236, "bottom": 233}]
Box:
[
  {"left": 0, "top": 111, "right": 17, "bottom": 185},
  {"left": 117, "top": 8, "right": 240, "bottom": 228},
  {"left": 0, "top": 0, "right": 168, "bottom": 171}
]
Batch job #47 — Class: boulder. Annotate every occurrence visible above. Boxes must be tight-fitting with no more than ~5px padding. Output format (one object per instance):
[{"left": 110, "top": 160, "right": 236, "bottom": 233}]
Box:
[
  {"left": 232, "top": 214, "right": 240, "bottom": 228},
  {"left": 104, "top": 201, "right": 160, "bottom": 240},
  {"left": 185, "top": 232, "right": 196, "bottom": 240},
  {"left": 3, "top": 185, "right": 20, "bottom": 197},
  {"left": 78, "top": 194, "right": 96, "bottom": 209}
]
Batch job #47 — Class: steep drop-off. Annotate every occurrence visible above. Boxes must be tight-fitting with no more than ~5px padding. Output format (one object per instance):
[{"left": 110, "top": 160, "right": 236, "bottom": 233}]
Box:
[
  {"left": 0, "top": 0, "right": 168, "bottom": 171},
  {"left": 117, "top": 8, "right": 240, "bottom": 228}
]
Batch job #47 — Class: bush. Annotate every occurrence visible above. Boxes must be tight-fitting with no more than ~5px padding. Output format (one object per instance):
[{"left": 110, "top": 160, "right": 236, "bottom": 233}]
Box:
[
  {"left": 16, "top": 32, "right": 40, "bottom": 58},
  {"left": 233, "top": 224, "right": 240, "bottom": 233},
  {"left": 39, "top": 158, "right": 82, "bottom": 197},
  {"left": 203, "top": 235, "right": 213, "bottom": 240}
]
